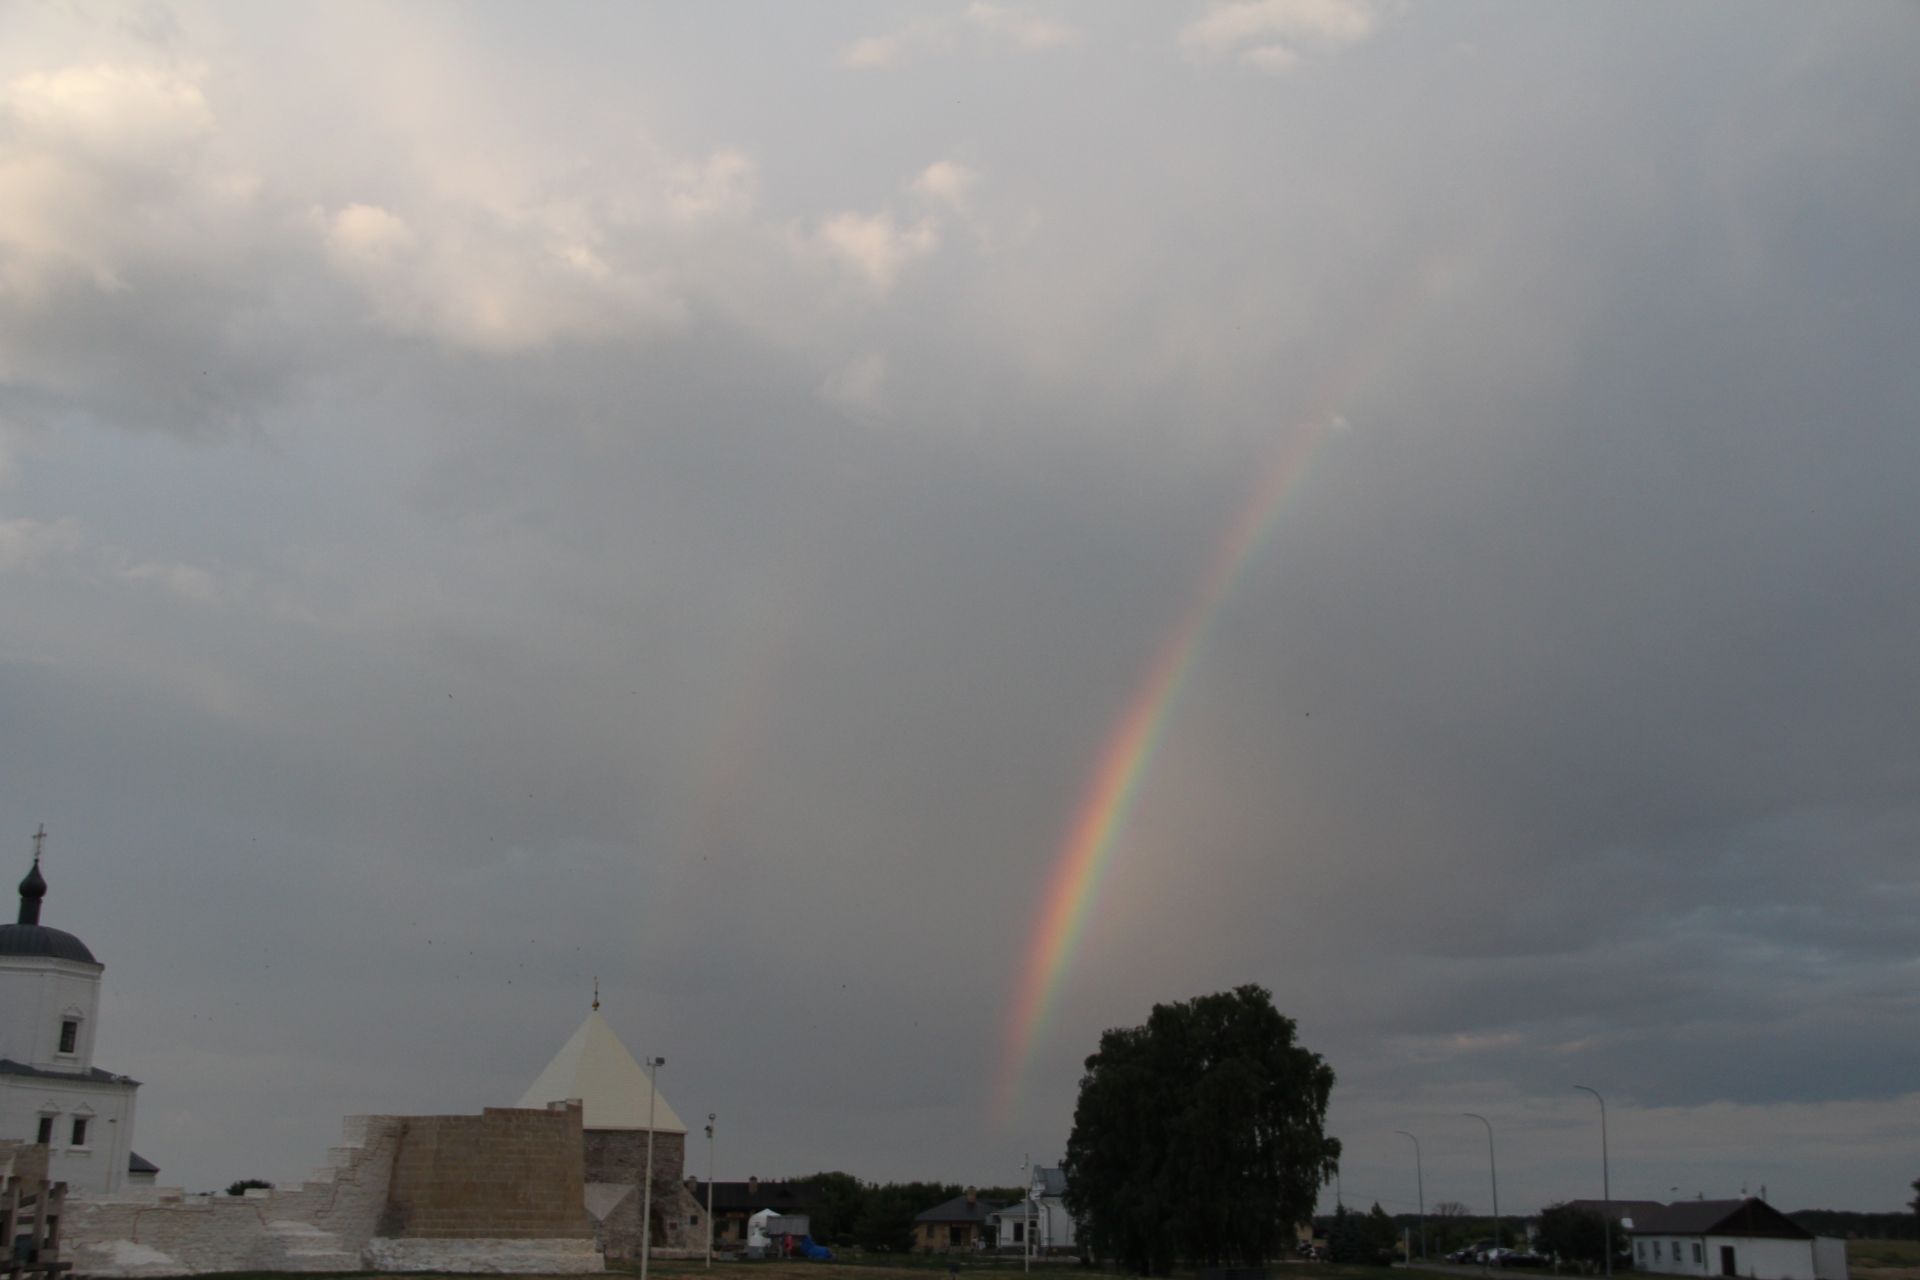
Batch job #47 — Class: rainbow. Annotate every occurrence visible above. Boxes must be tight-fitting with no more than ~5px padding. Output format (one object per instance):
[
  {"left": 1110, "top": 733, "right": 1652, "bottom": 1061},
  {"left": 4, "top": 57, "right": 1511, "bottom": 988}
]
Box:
[{"left": 992, "top": 255, "right": 1455, "bottom": 1122}]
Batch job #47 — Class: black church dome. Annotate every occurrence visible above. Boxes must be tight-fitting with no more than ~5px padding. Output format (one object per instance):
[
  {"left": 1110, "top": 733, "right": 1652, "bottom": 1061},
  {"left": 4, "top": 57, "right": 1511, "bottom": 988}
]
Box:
[{"left": 0, "top": 922, "right": 97, "bottom": 963}]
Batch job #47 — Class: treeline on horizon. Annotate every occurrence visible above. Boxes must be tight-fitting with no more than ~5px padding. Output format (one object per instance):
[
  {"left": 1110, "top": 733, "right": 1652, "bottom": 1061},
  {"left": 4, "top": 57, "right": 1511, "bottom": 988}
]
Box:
[
  {"left": 1785, "top": 1210, "right": 1920, "bottom": 1240},
  {"left": 1322, "top": 1207, "right": 1919, "bottom": 1245},
  {"left": 784, "top": 1172, "right": 1026, "bottom": 1253}
]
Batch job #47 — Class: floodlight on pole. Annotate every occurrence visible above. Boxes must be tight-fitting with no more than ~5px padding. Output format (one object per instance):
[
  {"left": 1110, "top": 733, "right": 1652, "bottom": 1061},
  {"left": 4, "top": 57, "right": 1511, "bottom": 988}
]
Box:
[
  {"left": 1575, "top": 1086, "right": 1612, "bottom": 1279},
  {"left": 1395, "top": 1131, "right": 1426, "bottom": 1260},
  {"left": 641, "top": 1057, "right": 665, "bottom": 1280},
  {"left": 1023, "top": 1153, "right": 1033, "bottom": 1273},
  {"left": 705, "top": 1113, "right": 716, "bottom": 1270},
  {"left": 1463, "top": 1114, "right": 1500, "bottom": 1257}
]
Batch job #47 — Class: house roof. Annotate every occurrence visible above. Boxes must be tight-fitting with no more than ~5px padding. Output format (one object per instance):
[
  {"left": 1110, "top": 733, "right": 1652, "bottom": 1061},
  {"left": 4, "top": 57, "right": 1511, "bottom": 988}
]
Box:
[
  {"left": 917, "top": 1195, "right": 1005, "bottom": 1225},
  {"left": 1035, "top": 1166, "right": 1067, "bottom": 1198},
  {"left": 1563, "top": 1199, "right": 1668, "bottom": 1223},
  {"left": 1627, "top": 1199, "right": 1811, "bottom": 1241},
  {"left": 0, "top": 1059, "right": 139, "bottom": 1086},
  {"left": 689, "top": 1181, "right": 813, "bottom": 1214},
  {"left": 516, "top": 1009, "right": 687, "bottom": 1133}
]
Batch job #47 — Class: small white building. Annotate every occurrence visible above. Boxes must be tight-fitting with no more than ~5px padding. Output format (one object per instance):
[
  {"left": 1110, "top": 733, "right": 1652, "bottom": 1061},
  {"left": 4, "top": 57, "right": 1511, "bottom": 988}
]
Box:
[
  {"left": 0, "top": 838, "right": 151, "bottom": 1196},
  {"left": 993, "top": 1165, "right": 1076, "bottom": 1254},
  {"left": 1627, "top": 1198, "right": 1845, "bottom": 1280}
]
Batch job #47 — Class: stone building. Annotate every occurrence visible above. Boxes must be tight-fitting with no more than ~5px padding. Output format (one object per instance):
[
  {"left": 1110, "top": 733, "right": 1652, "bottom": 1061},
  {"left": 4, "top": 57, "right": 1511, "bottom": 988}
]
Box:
[
  {"left": 0, "top": 833, "right": 154, "bottom": 1195},
  {"left": 517, "top": 1001, "right": 702, "bottom": 1259}
]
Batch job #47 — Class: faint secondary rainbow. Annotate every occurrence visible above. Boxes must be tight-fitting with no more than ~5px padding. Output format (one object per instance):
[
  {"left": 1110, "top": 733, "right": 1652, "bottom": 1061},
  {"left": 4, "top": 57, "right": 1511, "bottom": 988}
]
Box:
[{"left": 992, "top": 257, "right": 1455, "bottom": 1122}]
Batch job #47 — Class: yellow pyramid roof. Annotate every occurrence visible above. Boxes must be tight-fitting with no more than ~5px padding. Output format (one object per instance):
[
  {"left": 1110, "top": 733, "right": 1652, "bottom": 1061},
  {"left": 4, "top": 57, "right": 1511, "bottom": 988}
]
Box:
[{"left": 517, "top": 1009, "right": 687, "bottom": 1133}]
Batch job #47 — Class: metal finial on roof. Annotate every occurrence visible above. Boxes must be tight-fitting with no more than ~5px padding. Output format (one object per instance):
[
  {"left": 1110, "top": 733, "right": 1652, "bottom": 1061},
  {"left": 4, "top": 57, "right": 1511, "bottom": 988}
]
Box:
[
  {"left": 592, "top": 976, "right": 600, "bottom": 1011},
  {"left": 18, "top": 826, "right": 49, "bottom": 926}
]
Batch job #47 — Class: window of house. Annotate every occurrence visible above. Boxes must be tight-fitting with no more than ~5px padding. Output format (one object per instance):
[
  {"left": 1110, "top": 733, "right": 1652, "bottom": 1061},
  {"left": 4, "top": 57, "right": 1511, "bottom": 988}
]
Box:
[
  {"left": 36, "top": 1116, "right": 55, "bottom": 1145},
  {"left": 950, "top": 1226, "right": 966, "bottom": 1247},
  {"left": 1692, "top": 1243, "right": 1703, "bottom": 1264},
  {"left": 1654, "top": 1241, "right": 1663, "bottom": 1261},
  {"left": 59, "top": 1019, "right": 79, "bottom": 1054},
  {"left": 1014, "top": 1222, "right": 1025, "bottom": 1243},
  {"left": 70, "top": 1117, "right": 89, "bottom": 1147},
  {"left": 1636, "top": 1242, "right": 1646, "bottom": 1262},
  {"left": 1672, "top": 1241, "right": 1682, "bottom": 1264}
]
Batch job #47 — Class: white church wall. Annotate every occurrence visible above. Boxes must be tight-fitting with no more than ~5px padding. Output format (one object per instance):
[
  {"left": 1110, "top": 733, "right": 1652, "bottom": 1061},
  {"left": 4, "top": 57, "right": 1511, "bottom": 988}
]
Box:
[
  {"left": 0, "top": 957, "right": 102, "bottom": 1068},
  {"left": 0, "top": 1074, "right": 136, "bottom": 1195}
]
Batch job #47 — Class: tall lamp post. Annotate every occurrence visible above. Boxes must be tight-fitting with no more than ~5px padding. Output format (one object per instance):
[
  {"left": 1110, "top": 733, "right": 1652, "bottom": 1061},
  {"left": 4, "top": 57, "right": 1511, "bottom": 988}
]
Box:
[
  {"left": 704, "top": 1113, "right": 716, "bottom": 1270},
  {"left": 641, "top": 1056, "right": 666, "bottom": 1280},
  {"left": 1022, "top": 1153, "right": 1033, "bottom": 1274},
  {"left": 1463, "top": 1114, "right": 1500, "bottom": 1257},
  {"left": 1574, "top": 1086, "right": 1612, "bottom": 1279},
  {"left": 1395, "top": 1131, "right": 1426, "bottom": 1260}
]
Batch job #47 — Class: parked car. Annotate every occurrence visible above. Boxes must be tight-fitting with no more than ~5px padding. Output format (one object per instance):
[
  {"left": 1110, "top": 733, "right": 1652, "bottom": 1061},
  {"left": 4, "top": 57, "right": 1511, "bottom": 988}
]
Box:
[
  {"left": 1448, "top": 1247, "right": 1480, "bottom": 1264},
  {"left": 1498, "top": 1251, "right": 1548, "bottom": 1269}
]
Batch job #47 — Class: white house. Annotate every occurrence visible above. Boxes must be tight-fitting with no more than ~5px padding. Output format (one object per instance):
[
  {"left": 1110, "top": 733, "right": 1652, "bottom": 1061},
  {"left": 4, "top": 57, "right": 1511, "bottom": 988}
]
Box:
[
  {"left": 993, "top": 1165, "right": 1076, "bottom": 1254},
  {"left": 1627, "top": 1198, "right": 1845, "bottom": 1280},
  {"left": 0, "top": 836, "right": 151, "bottom": 1195}
]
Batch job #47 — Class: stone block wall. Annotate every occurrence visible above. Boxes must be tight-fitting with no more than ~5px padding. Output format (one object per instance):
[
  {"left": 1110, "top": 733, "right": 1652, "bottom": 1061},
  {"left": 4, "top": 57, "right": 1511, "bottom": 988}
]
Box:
[
  {"left": 61, "top": 1108, "right": 602, "bottom": 1276},
  {"left": 584, "top": 1128, "right": 699, "bottom": 1257},
  {"left": 385, "top": 1106, "right": 594, "bottom": 1240},
  {"left": 61, "top": 1113, "right": 404, "bottom": 1275}
]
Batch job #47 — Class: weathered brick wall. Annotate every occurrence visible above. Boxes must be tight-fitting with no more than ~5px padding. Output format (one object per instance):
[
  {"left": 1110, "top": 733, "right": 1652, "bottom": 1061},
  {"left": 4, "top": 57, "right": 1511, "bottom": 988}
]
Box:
[
  {"left": 63, "top": 1108, "right": 603, "bottom": 1276},
  {"left": 583, "top": 1129, "right": 695, "bottom": 1257},
  {"left": 62, "top": 1114, "right": 404, "bottom": 1275},
  {"left": 385, "top": 1107, "right": 594, "bottom": 1240}
]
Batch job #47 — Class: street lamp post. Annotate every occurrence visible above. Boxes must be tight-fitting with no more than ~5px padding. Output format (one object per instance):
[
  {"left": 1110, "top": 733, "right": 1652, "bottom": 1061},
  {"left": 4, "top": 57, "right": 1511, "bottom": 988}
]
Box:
[
  {"left": 1574, "top": 1086, "right": 1612, "bottom": 1279},
  {"left": 1023, "top": 1153, "right": 1033, "bottom": 1274},
  {"left": 705, "top": 1113, "right": 716, "bottom": 1270},
  {"left": 641, "top": 1057, "right": 666, "bottom": 1280},
  {"left": 1463, "top": 1114, "right": 1500, "bottom": 1258},
  {"left": 1395, "top": 1131, "right": 1426, "bottom": 1260}
]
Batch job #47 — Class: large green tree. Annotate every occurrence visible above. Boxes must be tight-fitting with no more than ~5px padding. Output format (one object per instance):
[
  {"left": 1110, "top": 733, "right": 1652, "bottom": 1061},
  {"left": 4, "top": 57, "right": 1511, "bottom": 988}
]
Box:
[
  {"left": 1537, "top": 1203, "right": 1611, "bottom": 1271},
  {"left": 1062, "top": 985, "right": 1341, "bottom": 1274}
]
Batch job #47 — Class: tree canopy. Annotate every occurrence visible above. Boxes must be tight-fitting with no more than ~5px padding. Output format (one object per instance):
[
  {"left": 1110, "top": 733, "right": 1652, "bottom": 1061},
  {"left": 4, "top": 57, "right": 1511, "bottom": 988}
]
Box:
[
  {"left": 1537, "top": 1203, "right": 1612, "bottom": 1271},
  {"left": 1062, "top": 985, "right": 1340, "bottom": 1274}
]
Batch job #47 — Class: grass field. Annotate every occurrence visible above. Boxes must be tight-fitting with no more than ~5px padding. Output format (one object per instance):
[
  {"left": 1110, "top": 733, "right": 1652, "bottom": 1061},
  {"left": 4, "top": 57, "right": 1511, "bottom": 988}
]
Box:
[
  {"left": 637, "top": 1259, "right": 1399, "bottom": 1280},
  {"left": 1850, "top": 1238, "right": 1920, "bottom": 1280}
]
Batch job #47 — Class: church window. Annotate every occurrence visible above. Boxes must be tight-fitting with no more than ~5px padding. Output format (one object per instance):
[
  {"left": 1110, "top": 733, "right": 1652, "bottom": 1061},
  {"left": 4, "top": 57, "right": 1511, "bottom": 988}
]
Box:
[
  {"left": 59, "top": 1019, "right": 79, "bottom": 1054},
  {"left": 70, "top": 1117, "right": 89, "bottom": 1147},
  {"left": 36, "top": 1116, "right": 54, "bottom": 1145}
]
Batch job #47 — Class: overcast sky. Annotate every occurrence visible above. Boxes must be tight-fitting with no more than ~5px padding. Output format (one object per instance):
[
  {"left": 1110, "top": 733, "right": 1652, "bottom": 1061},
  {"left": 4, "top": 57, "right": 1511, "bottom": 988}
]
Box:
[{"left": 2, "top": 0, "right": 1917, "bottom": 1215}]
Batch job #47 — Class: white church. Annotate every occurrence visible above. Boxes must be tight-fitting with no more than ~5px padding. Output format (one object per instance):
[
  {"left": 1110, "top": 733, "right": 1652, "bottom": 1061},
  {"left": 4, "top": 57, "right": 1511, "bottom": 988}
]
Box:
[{"left": 0, "top": 833, "right": 154, "bottom": 1195}]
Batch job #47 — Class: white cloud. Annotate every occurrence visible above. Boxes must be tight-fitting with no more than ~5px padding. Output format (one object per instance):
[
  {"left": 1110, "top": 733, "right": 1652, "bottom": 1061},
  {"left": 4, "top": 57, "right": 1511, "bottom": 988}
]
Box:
[
  {"left": 1242, "top": 43, "right": 1302, "bottom": 73},
  {"left": 323, "top": 203, "right": 416, "bottom": 264},
  {"left": 4, "top": 63, "right": 213, "bottom": 157},
  {"left": 842, "top": 5, "right": 1080, "bottom": 70},
  {"left": 912, "top": 160, "right": 979, "bottom": 210},
  {"left": 0, "top": 62, "right": 235, "bottom": 294},
  {"left": 666, "top": 149, "right": 758, "bottom": 222},
  {"left": 1180, "top": 0, "right": 1377, "bottom": 70},
  {"left": 962, "top": 4, "right": 1081, "bottom": 52},
  {"left": 815, "top": 211, "right": 938, "bottom": 293}
]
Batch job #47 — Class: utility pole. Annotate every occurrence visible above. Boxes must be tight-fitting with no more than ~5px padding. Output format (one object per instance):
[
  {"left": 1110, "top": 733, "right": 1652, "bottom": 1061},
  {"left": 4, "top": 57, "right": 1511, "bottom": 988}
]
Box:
[
  {"left": 1574, "top": 1087, "right": 1612, "bottom": 1279},
  {"left": 1023, "top": 1153, "right": 1033, "bottom": 1273},
  {"left": 705, "top": 1113, "right": 716, "bottom": 1269},
  {"left": 641, "top": 1057, "right": 665, "bottom": 1280}
]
